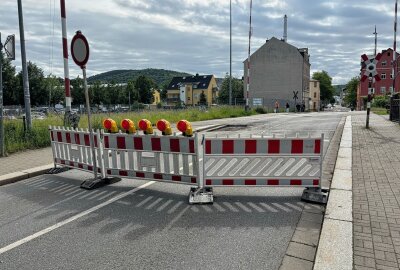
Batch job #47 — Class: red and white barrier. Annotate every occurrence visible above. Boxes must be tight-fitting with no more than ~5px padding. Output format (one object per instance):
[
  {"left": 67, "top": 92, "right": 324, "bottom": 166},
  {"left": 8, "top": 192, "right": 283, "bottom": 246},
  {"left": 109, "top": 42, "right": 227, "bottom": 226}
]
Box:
[
  {"left": 49, "top": 126, "right": 103, "bottom": 175},
  {"left": 203, "top": 135, "right": 323, "bottom": 188},
  {"left": 102, "top": 132, "right": 199, "bottom": 185}
]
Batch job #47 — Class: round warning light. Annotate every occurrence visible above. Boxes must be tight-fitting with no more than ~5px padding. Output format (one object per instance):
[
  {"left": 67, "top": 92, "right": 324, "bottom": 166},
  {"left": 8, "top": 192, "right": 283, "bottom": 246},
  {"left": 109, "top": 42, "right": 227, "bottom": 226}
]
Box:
[
  {"left": 157, "top": 120, "right": 167, "bottom": 131},
  {"left": 103, "top": 119, "right": 112, "bottom": 130},
  {"left": 177, "top": 120, "right": 188, "bottom": 132},
  {"left": 121, "top": 119, "right": 131, "bottom": 130},
  {"left": 139, "top": 119, "right": 149, "bottom": 131}
]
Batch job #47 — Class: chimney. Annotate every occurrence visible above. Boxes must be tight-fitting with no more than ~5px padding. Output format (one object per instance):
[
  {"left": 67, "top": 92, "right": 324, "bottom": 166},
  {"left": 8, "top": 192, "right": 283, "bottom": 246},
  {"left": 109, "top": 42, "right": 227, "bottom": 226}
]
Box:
[{"left": 283, "top": 14, "right": 287, "bottom": 42}]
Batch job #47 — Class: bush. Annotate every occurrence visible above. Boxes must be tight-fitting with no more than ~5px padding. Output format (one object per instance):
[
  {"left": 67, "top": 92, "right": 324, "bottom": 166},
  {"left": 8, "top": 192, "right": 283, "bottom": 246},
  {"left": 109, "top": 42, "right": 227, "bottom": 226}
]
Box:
[
  {"left": 372, "top": 96, "right": 389, "bottom": 108},
  {"left": 254, "top": 106, "right": 267, "bottom": 114}
]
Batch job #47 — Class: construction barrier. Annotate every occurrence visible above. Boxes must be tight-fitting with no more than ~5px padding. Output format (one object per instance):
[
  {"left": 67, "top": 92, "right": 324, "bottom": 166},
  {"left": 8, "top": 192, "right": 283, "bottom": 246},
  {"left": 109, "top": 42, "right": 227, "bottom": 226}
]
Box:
[{"left": 49, "top": 119, "right": 327, "bottom": 204}]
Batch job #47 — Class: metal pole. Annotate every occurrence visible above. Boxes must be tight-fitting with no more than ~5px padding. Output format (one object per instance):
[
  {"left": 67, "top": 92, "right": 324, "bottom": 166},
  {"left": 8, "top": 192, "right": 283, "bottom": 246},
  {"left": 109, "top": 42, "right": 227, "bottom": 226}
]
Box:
[
  {"left": 0, "top": 33, "right": 4, "bottom": 157},
  {"left": 229, "top": 0, "right": 232, "bottom": 105},
  {"left": 245, "top": 0, "right": 252, "bottom": 111},
  {"left": 17, "top": 0, "right": 32, "bottom": 130},
  {"left": 83, "top": 67, "right": 97, "bottom": 179},
  {"left": 393, "top": 0, "right": 398, "bottom": 123},
  {"left": 60, "top": 0, "right": 71, "bottom": 113},
  {"left": 374, "top": 26, "right": 377, "bottom": 57}
]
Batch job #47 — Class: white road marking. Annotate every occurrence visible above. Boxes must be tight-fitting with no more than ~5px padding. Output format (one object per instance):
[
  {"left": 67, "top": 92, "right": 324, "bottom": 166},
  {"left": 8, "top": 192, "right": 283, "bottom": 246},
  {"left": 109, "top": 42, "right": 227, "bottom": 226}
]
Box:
[{"left": 0, "top": 181, "right": 155, "bottom": 255}]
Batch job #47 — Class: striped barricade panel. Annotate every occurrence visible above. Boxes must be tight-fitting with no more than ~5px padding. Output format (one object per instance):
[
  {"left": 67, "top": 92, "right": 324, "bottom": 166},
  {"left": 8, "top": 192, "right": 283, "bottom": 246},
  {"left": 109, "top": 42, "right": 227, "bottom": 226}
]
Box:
[
  {"left": 49, "top": 126, "right": 101, "bottom": 174},
  {"left": 102, "top": 133, "right": 199, "bottom": 185},
  {"left": 203, "top": 136, "right": 323, "bottom": 187}
]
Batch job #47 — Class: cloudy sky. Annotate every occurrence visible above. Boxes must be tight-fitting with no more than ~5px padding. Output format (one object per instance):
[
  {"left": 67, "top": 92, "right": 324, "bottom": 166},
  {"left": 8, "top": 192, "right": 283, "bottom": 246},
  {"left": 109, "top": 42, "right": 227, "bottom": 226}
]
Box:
[{"left": 0, "top": 0, "right": 398, "bottom": 84}]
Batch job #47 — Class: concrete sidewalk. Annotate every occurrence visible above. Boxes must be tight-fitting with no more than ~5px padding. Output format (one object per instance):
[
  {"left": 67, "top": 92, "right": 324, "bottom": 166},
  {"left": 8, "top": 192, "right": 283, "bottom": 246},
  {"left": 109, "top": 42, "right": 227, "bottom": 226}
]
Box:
[{"left": 352, "top": 112, "right": 400, "bottom": 269}]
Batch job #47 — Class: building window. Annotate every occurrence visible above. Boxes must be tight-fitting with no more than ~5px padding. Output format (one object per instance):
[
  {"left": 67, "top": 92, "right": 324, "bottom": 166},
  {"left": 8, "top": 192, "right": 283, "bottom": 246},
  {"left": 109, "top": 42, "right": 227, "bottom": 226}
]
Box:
[
  {"left": 314, "top": 92, "right": 317, "bottom": 98},
  {"left": 382, "top": 61, "right": 387, "bottom": 66},
  {"left": 391, "top": 72, "right": 394, "bottom": 79},
  {"left": 381, "top": 73, "right": 386, "bottom": 79},
  {"left": 380, "top": 87, "right": 386, "bottom": 94},
  {"left": 390, "top": 87, "right": 394, "bottom": 93},
  {"left": 314, "top": 81, "right": 317, "bottom": 88},
  {"left": 388, "top": 52, "right": 391, "bottom": 56}
]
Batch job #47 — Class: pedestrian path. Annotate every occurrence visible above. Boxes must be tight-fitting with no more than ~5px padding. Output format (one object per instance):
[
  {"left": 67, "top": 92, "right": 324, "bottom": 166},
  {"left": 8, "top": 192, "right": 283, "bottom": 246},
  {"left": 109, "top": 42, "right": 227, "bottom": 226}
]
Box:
[{"left": 352, "top": 112, "right": 400, "bottom": 270}]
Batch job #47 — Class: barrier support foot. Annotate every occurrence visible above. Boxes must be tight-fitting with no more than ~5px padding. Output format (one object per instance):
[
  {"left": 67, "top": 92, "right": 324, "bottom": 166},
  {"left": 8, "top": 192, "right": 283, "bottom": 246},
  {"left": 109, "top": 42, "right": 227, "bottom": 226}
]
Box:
[
  {"left": 301, "top": 187, "right": 329, "bottom": 204},
  {"left": 189, "top": 187, "right": 213, "bottom": 204},
  {"left": 46, "top": 166, "right": 69, "bottom": 174},
  {"left": 80, "top": 177, "right": 121, "bottom": 190}
]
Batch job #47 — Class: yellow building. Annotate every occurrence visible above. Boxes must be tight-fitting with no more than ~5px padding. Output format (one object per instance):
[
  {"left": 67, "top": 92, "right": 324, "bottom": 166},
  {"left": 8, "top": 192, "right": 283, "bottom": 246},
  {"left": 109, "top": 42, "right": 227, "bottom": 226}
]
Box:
[
  {"left": 166, "top": 74, "right": 218, "bottom": 106},
  {"left": 309, "top": 80, "right": 320, "bottom": 111}
]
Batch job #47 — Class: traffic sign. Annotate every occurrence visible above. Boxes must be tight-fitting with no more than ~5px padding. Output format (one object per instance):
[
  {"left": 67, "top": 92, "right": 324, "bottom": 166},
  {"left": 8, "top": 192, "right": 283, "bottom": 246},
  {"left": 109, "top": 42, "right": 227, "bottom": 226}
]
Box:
[
  {"left": 361, "top": 53, "right": 382, "bottom": 82},
  {"left": 293, "top": 91, "right": 298, "bottom": 100},
  {"left": 71, "top": 31, "right": 89, "bottom": 68}
]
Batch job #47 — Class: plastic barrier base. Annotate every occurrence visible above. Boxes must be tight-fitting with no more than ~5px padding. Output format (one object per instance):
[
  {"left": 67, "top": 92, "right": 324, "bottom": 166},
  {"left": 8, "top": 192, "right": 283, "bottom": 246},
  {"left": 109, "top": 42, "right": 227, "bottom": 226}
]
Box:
[
  {"left": 188, "top": 187, "right": 214, "bottom": 204},
  {"left": 80, "top": 177, "right": 121, "bottom": 190},
  {"left": 301, "top": 187, "right": 329, "bottom": 204},
  {"left": 46, "top": 167, "right": 70, "bottom": 174}
]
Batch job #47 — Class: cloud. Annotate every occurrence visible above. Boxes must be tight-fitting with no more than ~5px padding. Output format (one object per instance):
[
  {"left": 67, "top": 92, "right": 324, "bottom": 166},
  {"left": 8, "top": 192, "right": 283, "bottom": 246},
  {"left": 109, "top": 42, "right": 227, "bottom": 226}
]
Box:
[{"left": 0, "top": 0, "right": 398, "bottom": 84}]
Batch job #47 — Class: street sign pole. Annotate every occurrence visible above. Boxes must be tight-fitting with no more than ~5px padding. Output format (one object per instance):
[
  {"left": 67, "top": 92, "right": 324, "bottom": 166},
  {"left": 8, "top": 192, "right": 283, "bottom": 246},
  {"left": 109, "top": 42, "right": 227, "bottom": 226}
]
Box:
[
  {"left": 0, "top": 33, "right": 4, "bottom": 157},
  {"left": 70, "top": 31, "right": 97, "bottom": 181}
]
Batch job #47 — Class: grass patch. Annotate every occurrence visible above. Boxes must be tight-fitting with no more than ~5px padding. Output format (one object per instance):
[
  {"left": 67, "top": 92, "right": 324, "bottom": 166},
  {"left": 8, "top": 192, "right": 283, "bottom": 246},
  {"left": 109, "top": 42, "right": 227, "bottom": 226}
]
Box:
[
  {"left": 4, "top": 106, "right": 257, "bottom": 155},
  {"left": 371, "top": 107, "right": 388, "bottom": 115}
]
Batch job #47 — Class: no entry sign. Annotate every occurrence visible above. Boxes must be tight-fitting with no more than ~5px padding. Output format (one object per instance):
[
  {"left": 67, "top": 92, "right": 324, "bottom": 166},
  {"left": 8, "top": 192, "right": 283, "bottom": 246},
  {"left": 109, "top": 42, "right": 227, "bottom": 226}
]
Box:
[{"left": 71, "top": 31, "right": 89, "bottom": 68}]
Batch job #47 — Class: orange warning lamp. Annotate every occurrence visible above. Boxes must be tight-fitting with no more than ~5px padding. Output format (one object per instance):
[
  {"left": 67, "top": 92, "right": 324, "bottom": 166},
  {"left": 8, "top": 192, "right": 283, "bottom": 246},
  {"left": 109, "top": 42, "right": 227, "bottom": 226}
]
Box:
[
  {"left": 103, "top": 118, "right": 118, "bottom": 133},
  {"left": 121, "top": 119, "right": 136, "bottom": 134},
  {"left": 177, "top": 120, "right": 193, "bottom": 137},
  {"left": 156, "top": 119, "right": 172, "bottom": 135},
  {"left": 138, "top": 119, "right": 153, "bottom": 134}
]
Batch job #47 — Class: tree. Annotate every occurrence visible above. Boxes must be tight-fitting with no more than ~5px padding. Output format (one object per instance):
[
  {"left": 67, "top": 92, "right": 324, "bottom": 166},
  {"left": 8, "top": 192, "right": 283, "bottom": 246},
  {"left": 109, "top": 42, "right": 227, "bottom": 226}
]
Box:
[
  {"left": 1, "top": 52, "right": 19, "bottom": 105},
  {"left": 71, "top": 76, "right": 84, "bottom": 105},
  {"left": 344, "top": 77, "right": 359, "bottom": 108},
  {"left": 135, "top": 75, "right": 156, "bottom": 104},
  {"left": 44, "top": 75, "right": 63, "bottom": 106},
  {"left": 16, "top": 62, "right": 48, "bottom": 106},
  {"left": 218, "top": 75, "right": 244, "bottom": 104},
  {"left": 312, "top": 71, "right": 334, "bottom": 106},
  {"left": 199, "top": 90, "right": 207, "bottom": 105}
]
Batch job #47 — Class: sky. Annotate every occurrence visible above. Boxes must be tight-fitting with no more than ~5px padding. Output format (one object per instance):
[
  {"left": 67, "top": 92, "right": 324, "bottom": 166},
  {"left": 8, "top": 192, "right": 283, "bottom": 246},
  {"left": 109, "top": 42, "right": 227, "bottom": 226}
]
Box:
[{"left": 0, "top": 0, "right": 398, "bottom": 84}]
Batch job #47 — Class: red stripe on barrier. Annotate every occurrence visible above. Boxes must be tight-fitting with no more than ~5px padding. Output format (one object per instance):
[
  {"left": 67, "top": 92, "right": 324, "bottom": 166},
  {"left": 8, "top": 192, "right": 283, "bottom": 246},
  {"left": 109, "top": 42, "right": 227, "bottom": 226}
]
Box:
[
  {"left": 75, "top": 133, "right": 80, "bottom": 145},
  {"left": 222, "top": 140, "right": 234, "bottom": 154},
  {"left": 66, "top": 133, "right": 71, "bottom": 143},
  {"left": 104, "top": 136, "right": 109, "bottom": 148},
  {"left": 51, "top": 131, "right": 54, "bottom": 141},
  {"left": 107, "top": 169, "right": 111, "bottom": 175},
  {"left": 69, "top": 161, "right": 74, "bottom": 166},
  {"left": 268, "top": 140, "right": 280, "bottom": 154},
  {"left": 245, "top": 179, "right": 257, "bottom": 185},
  {"left": 117, "top": 137, "right": 126, "bottom": 149},
  {"left": 313, "top": 179, "right": 319, "bottom": 186},
  {"left": 57, "top": 132, "right": 62, "bottom": 142},
  {"left": 206, "top": 179, "right": 212, "bottom": 185},
  {"left": 205, "top": 140, "right": 211, "bottom": 154},
  {"left": 84, "top": 134, "right": 90, "bottom": 146},
  {"left": 136, "top": 172, "right": 145, "bottom": 178},
  {"left": 65, "top": 78, "right": 71, "bottom": 97},
  {"left": 267, "top": 179, "right": 279, "bottom": 185},
  {"left": 151, "top": 137, "right": 161, "bottom": 151},
  {"left": 119, "top": 170, "right": 128, "bottom": 176},
  {"left": 62, "top": 38, "right": 68, "bottom": 59},
  {"left": 314, "top": 139, "right": 321, "bottom": 154},
  {"left": 291, "top": 140, "right": 303, "bottom": 154},
  {"left": 134, "top": 137, "right": 143, "bottom": 150},
  {"left": 60, "top": 159, "right": 65, "bottom": 165},
  {"left": 154, "top": 173, "right": 163, "bottom": 179},
  {"left": 170, "top": 138, "right": 180, "bottom": 152},
  {"left": 189, "top": 139, "right": 195, "bottom": 153},
  {"left": 172, "top": 175, "right": 181, "bottom": 181},
  {"left": 222, "top": 179, "right": 234, "bottom": 185},
  {"left": 290, "top": 179, "right": 302, "bottom": 185},
  {"left": 245, "top": 140, "right": 257, "bottom": 154},
  {"left": 191, "top": 177, "right": 197, "bottom": 183},
  {"left": 79, "top": 164, "right": 83, "bottom": 169}
]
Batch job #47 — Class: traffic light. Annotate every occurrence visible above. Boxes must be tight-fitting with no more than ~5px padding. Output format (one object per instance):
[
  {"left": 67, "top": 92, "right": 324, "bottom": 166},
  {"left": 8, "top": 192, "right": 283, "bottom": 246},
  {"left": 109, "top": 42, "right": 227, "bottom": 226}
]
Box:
[
  {"left": 103, "top": 118, "right": 118, "bottom": 133},
  {"left": 121, "top": 119, "right": 136, "bottom": 134},
  {"left": 156, "top": 119, "right": 172, "bottom": 135},
  {"left": 177, "top": 120, "right": 193, "bottom": 137},
  {"left": 138, "top": 119, "right": 153, "bottom": 134}
]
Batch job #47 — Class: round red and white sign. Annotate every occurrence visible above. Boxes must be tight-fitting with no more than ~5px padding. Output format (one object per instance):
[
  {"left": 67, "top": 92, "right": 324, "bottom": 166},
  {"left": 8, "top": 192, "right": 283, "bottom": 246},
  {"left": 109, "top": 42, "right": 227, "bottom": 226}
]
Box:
[{"left": 71, "top": 31, "right": 89, "bottom": 68}]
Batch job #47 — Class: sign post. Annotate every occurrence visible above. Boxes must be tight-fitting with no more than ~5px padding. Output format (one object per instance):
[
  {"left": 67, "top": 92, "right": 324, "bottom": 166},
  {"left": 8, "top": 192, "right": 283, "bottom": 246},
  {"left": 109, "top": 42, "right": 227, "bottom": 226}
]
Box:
[
  {"left": 71, "top": 31, "right": 98, "bottom": 186},
  {"left": 293, "top": 91, "right": 298, "bottom": 112}
]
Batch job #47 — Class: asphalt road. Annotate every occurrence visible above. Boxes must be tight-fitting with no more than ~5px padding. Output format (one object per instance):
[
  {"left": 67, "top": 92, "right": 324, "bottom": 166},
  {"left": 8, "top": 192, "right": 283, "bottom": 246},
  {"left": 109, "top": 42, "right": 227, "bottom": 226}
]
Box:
[{"left": 0, "top": 111, "right": 346, "bottom": 270}]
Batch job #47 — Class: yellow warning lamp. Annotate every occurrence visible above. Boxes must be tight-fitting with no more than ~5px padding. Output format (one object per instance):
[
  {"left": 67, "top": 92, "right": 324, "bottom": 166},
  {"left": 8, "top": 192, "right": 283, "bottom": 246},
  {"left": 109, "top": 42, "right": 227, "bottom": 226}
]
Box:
[
  {"left": 103, "top": 118, "right": 118, "bottom": 133},
  {"left": 121, "top": 119, "right": 136, "bottom": 134},
  {"left": 138, "top": 119, "right": 153, "bottom": 134},
  {"left": 177, "top": 120, "right": 193, "bottom": 137},
  {"left": 156, "top": 119, "right": 172, "bottom": 135}
]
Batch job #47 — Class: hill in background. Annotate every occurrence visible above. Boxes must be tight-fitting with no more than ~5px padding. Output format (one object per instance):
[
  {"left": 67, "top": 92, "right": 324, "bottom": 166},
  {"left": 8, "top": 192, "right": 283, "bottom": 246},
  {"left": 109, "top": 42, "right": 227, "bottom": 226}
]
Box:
[{"left": 87, "top": 68, "right": 192, "bottom": 87}]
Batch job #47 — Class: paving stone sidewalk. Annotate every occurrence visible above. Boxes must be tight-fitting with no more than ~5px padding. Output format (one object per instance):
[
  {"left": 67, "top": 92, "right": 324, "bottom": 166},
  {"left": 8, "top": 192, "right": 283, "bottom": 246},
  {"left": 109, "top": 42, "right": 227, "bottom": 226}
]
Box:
[
  {"left": 0, "top": 147, "right": 53, "bottom": 176},
  {"left": 353, "top": 112, "right": 400, "bottom": 270}
]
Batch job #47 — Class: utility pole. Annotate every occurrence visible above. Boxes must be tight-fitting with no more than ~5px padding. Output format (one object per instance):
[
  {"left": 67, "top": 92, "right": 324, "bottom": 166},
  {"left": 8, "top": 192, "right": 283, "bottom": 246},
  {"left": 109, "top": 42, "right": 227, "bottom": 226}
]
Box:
[
  {"left": 245, "top": 0, "right": 252, "bottom": 112},
  {"left": 374, "top": 25, "right": 377, "bottom": 56},
  {"left": 229, "top": 0, "right": 232, "bottom": 105},
  {"left": 0, "top": 33, "right": 4, "bottom": 157},
  {"left": 17, "top": 0, "right": 32, "bottom": 130}
]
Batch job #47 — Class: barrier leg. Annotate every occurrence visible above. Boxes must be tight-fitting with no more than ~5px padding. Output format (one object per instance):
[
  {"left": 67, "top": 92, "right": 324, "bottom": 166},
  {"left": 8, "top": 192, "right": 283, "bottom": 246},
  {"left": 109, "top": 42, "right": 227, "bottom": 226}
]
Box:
[
  {"left": 301, "top": 187, "right": 329, "bottom": 204},
  {"left": 80, "top": 130, "right": 121, "bottom": 190},
  {"left": 188, "top": 134, "right": 213, "bottom": 204}
]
